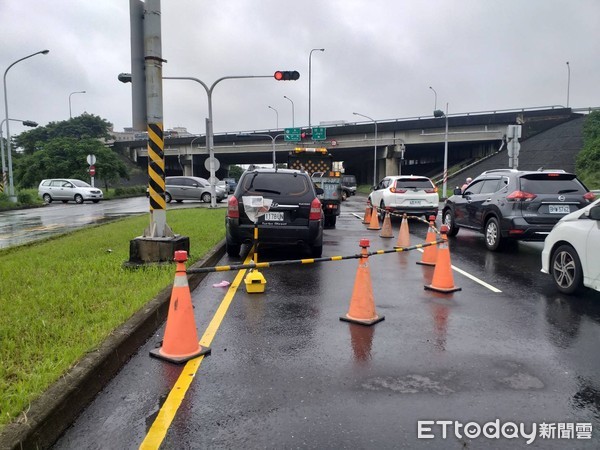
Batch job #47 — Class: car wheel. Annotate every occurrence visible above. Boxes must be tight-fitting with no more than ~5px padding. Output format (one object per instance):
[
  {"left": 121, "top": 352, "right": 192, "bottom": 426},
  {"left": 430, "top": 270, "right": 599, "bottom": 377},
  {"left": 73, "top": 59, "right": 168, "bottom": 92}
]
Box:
[
  {"left": 226, "top": 241, "right": 240, "bottom": 257},
  {"left": 165, "top": 192, "right": 172, "bottom": 203},
  {"left": 201, "top": 192, "right": 212, "bottom": 203},
  {"left": 92, "top": 200, "right": 100, "bottom": 203},
  {"left": 176, "top": 199, "right": 183, "bottom": 203},
  {"left": 324, "top": 215, "right": 337, "bottom": 228},
  {"left": 443, "top": 209, "right": 459, "bottom": 237},
  {"left": 62, "top": 200, "right": 68, "bottom": 204},
  {"left": 379, "top": 201, "right": 386, "bottom": 221},
  {"left": 484, "top": 217, "right": 503, "bottom": 251},
  {"left": 310, "top": 244, "right": 323, "bottom": 257},
  {"left": 551, "top": 244, "right": 583, "bottom": 295},
  {"left": 43, "top": 194, "right": 52, "bottom": 204},
  {"left": 341, "top": 190, "right": 348, "bottom": 201},
  {"left": 74, "top": 194, "right": 84, "bottom": 204}
]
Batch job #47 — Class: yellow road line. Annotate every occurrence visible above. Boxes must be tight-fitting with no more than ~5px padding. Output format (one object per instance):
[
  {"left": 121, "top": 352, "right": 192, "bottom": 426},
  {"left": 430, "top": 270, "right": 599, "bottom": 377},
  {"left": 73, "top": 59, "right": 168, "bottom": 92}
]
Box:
[{"left": 139, "top": 251, "right": 253, "bottom": 449}]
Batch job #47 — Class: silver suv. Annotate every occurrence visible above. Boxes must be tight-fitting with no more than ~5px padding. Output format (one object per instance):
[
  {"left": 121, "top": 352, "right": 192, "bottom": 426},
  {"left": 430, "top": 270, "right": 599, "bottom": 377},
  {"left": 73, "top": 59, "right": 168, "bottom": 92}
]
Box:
[{"left": 38, "top": 179, "right": 103, "bottom": 204}]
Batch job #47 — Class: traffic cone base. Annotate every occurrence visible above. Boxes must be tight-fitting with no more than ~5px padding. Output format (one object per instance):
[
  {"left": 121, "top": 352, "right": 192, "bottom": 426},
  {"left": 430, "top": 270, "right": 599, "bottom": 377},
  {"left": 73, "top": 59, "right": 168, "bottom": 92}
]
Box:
[
  {"left": 379, "top": 211, "right": 394, "bottom": 238},
  {"left": 424, "top": 284, "right": 462, "bottom": 293},
  {"left": 150, "top": 250, "right": 211, "bottom": 365},
  {"left": 340, "top": 314, "right": 385, "bottom": 326}
]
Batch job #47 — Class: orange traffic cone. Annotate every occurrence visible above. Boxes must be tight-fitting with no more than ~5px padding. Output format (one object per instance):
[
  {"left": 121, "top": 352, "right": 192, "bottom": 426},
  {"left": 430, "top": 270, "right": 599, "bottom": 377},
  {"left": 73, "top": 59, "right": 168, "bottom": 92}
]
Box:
[
  {"left": 150, "top": 251, "right": 211, "bottom": 364},
  {"left": 424, "top": 225, "right": 461, "bottom": 293},
  {"left": 340, "top": 239, "right": 385, "bottom": 326},
  {"left": 394, "top": 213, "right": 410, "bottom": 248},
  {"left": 379, "top": 210, "right": 394, "bottom": 238},
  {"left": 362, "top": 205, "right": 372, "bottom": 224},
  {"left": 417, "top": 215, "right": 438, "bottom": 266},
  {"left": 367, "top": 208, "right": 381, "bottom": 230}
]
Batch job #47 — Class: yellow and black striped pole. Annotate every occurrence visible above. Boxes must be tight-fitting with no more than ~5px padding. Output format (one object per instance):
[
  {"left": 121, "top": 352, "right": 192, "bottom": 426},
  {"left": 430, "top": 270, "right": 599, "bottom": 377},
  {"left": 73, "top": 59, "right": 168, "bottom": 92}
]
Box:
[{"left": 147, "top": 122, "right": 166, "bottom": 212}]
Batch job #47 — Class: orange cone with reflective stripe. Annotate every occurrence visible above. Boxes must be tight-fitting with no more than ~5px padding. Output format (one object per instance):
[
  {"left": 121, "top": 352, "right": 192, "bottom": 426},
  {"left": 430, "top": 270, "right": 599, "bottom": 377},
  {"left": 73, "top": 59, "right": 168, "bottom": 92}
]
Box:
[
  {"left": 150, "top": 251, "right": 211, "bottom": 364},
  {"left": 340, "top": 239, "right": 385, "bottom": 326},
  {"left": 424, "top": 226, "right": 461, "bottom": 293},
  {"left": 394, "top": 213, "right": 410, "bottom": 248},
  {"left": 367, "top": 207, "right": 381, "bottom": 230},
  {"left": 362, "top": 205, "right": 372, "bottom": 224},
  {"left": 379, "top": 210, "right": 394, "bottom": 238},
  {"left": 417, "top": 215, "right": 438, "bottom": 266}
]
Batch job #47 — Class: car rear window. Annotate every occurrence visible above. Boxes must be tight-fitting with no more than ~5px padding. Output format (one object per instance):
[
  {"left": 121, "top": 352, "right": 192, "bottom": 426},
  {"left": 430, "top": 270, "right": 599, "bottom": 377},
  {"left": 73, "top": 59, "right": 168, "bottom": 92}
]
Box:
[
  {"left": 395, "top": 178, "right": 433, "bottom": 189},
  {"left": 519, "top": 174, "right": 586, "bottom": 194},
  {"left": 239, "top": 172, "right": 313, "bottom": 202}
]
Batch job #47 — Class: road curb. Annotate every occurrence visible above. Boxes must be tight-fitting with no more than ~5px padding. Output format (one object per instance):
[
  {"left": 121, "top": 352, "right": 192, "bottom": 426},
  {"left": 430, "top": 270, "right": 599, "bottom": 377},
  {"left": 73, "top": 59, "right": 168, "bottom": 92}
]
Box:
[{"left": 0, "top": 240, "right": 226, "bottom": 450}]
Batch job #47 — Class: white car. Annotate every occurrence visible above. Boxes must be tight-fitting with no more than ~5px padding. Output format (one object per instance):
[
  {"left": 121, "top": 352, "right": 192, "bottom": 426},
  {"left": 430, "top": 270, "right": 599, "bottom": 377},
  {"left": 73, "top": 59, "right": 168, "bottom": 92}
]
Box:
[
  {"left": 38, "top": 179, "right": 103, "bottom": 204},
  {"left": 368, "top": 175, "right": 439, "bottom": 219},
  {"left": 541, "top": 198, "right": 600, "bottom": 294}
]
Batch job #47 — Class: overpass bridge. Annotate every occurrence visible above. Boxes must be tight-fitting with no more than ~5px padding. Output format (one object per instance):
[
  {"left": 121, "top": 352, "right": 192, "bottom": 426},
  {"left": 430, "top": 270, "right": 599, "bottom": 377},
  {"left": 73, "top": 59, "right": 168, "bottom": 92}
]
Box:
[{"left": 113, "top": 106, "right": 582, "bottom": 186}]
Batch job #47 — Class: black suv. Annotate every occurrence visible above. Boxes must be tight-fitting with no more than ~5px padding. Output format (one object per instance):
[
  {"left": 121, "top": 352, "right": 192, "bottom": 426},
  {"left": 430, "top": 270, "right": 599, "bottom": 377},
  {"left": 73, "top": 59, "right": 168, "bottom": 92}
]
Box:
[
  {"left": 341, "top": 174, "right": 357, "bottom": 201},
  {"left": 225, "top": 168, "right": 324, "bottom": 257},
  {"left": 442, "top": 169, "right": 595, "bottom": 251}
]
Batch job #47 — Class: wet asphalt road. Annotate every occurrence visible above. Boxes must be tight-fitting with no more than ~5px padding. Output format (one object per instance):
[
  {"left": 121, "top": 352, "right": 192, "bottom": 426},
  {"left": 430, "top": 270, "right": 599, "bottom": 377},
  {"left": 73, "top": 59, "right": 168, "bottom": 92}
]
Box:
[{"left": 53, "top": 195, "right": 600, "bottom": 449}]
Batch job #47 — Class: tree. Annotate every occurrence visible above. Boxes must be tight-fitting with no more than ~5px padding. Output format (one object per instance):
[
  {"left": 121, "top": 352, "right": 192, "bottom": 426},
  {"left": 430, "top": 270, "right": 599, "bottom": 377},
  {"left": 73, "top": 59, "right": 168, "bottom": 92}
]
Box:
[
  {"left": 15, "top": 137, "right": 128, "bottom": 188},
  {"left": 227, "top": 165, "right": 244, "bottom": 180},
  {"left": 576, "top": 111, "right": 600, "bottom": 189}
]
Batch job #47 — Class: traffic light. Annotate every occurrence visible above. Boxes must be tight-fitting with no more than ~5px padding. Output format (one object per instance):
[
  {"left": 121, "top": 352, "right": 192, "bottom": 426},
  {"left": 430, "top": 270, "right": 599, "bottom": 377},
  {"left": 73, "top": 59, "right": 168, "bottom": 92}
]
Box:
[
  {"left": 274, "top": 70, "right": 300, "bottom": 81},
  {"left": 22, "top": 121, "right": 38, "bottom": 128}
]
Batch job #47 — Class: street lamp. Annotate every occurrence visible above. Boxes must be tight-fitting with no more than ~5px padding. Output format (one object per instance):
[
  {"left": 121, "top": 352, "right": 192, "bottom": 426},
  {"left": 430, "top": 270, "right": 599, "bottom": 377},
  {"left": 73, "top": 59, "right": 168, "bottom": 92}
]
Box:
[
  {"left": 69, "top": 90, "right": 86, "bottom": 118},
  {"left": 1, "top": 118, "right": 37, "bottom": 192},
  {"left": 566, "top": 61, "right": 570, "bottom": 108},
  {"left": 238, "top": 133, "right": 285, "bottom": 168},
  {"left": 284, "top": 95, "right": 295, "bottom": 127},
  {"left": 429, "top": 86, "right": 438, "bottom": 111},
  {"left": 308, "top": 48, "right": 325, "bottom": 128},
  {"left": 163, "top": 74, "right": 274, "bottom": 207},
  {"left": 3, "top": 49, "right": 49, "bottom": 201},
  {"left": 268, "top": 105, "right": 279, "bottom": 129},
  {"left": 352, "top": 112, "right": 378, "bottom": 186}
]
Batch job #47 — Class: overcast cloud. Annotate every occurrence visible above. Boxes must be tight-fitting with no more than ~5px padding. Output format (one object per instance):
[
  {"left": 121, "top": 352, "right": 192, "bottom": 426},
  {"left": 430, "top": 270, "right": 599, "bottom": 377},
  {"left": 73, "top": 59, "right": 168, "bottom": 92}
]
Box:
[{"left": 1, "top": 0, "right": 599, "bottom": 138}]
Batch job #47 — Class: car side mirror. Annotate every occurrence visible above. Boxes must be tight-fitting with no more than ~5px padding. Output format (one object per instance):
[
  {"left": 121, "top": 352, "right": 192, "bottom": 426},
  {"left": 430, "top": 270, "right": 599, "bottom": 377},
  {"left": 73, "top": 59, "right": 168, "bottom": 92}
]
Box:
[
  {"left": 315, "top": 187, "right": 324, "bottom": 195},
  {"left": 589, "top": 205, "right": 600, "bottom": 220}
]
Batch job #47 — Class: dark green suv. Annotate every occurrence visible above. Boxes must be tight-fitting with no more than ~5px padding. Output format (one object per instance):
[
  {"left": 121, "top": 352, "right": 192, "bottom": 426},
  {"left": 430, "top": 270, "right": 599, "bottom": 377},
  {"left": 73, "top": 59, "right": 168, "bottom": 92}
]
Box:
[{"left": 442, "top": 169, "right": 596, "bottom": 251}]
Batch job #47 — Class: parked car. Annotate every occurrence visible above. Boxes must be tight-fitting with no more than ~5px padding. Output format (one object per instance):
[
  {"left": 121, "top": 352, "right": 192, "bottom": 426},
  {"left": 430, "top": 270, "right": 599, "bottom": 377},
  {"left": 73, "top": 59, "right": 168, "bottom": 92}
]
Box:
[
  {"left": 368, "top": 175, "right": 439, "bottom": 219},
  {"left": 163, "top": 176, "right": 226, "bottom": 203},
  {"left": 442, "top": 169, "right": 596, "bottom": 251},
  {"left": 341, "top": 174, "right": 357, "bottom": 201},
  {"left": 223, "top": 177, "right": 237, "bottom": 193},
  {"left": 541, "top": 198, "right": 600, "bottom": 294},
  {"left": 225, "top": 168, "right": 324, "bottom": 257},
  {"left": 38, "top": 179, "right": 103, "bottom": 204}
]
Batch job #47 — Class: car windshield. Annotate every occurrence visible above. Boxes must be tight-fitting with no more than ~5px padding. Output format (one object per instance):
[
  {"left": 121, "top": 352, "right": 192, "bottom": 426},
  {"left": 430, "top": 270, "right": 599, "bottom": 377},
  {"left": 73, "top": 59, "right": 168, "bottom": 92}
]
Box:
[
  {"left": 395, "top": 179, "right": 432, "bottom": 189},
  {"left": 72, "top": 180, "right": 91, "bottom": 187}
]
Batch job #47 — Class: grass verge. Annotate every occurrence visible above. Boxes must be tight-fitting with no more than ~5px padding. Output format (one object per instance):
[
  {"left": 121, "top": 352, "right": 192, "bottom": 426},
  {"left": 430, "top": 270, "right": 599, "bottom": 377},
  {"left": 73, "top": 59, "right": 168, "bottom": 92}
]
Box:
[{"left": 0, "top": 207, "right": 225, "bottom": 429}]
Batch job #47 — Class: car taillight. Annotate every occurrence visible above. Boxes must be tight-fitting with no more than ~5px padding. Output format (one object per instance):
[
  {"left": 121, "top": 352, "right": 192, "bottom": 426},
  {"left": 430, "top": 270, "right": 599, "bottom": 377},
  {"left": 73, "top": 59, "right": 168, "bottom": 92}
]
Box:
[
  {"left": 390, "top": 187, "right": 407, "bottom": 193},
  {"left": 309, "top": 198, "right": 322, "bottom": 220},
  {"left": 506, "top": 191, "right": 537, "bottom": 201},
  {"left": 227, "top": 196, "right": 239, "bottom": 218},
  {"left": 425, "top": 187, "right": 438, "bottom": 193},
  {"left": 583, "top": 192, "right": 596, "bottom": 202}
]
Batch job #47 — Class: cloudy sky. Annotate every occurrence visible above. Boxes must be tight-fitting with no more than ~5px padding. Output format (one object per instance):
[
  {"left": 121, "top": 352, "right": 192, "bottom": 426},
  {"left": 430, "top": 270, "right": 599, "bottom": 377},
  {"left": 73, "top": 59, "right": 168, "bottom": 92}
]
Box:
[{"left": 2, "top": 0, "right": 599, "bottom": 138}]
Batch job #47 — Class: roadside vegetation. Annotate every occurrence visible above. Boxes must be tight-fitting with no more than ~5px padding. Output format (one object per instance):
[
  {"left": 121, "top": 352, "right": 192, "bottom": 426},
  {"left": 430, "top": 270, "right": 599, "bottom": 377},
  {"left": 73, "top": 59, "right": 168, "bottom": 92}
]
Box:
[
  {"left": 0, "top": 208, "right": 225, "bottom": 429},
  {"left": 576, "top": 110, "right": 600, "bottom": 189}
]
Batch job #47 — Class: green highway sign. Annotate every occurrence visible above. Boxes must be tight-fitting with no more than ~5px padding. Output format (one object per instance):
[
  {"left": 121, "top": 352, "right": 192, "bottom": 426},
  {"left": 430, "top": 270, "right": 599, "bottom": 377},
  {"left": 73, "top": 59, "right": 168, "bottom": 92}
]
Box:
[
  {"left": 312, "top": 127, "right": 326, "bottom": 141},
  {"left": 284, "top": 127, "right": 301, "bottom": 142}
]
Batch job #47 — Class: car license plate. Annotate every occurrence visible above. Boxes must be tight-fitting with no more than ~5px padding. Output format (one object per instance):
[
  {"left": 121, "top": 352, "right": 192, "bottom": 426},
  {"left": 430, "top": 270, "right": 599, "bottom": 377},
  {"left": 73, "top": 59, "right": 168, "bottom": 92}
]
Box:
[
  {"left": 549, "top": 205, "right": 570, "bottom": 214},
  {"left": 409, "top": 200, "right": 422, "bottom": 205},
  {"left": 264, "top": 212, "right": 284, "bottom": 221}
]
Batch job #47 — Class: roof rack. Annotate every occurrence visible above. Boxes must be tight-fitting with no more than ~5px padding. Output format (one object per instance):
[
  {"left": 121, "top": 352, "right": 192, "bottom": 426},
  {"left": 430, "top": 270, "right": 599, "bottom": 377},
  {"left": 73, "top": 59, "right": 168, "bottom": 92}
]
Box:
[{"left": 481, "top": 169, "right": 519, "bottom": 174}]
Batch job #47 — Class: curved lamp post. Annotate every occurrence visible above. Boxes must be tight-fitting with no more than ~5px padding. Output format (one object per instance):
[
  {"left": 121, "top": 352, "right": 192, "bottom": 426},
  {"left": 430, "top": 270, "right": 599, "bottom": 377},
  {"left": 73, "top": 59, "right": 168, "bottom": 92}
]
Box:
[
  {"left": 308, "top": 48, "right": 325, "bottom": 128},
  {"left": 238, "top": 132, "right": 285, "bottom": 168},
  {"left": 566, "top": 61, "right": 570, "bottom": 108},
  {"left": 352, "top": 112, "right": 378, "bottom": 186},
  {"left": 284, "top": 95, "right": 295, "bottom": 127},
  {"left": 69, "top": 90, "right": 86, "bottom": 118},
  {"left": 3, "top": 49, "right": 49, "bottom": 201},
  {"left": 268, "top": 105, "right": 279, "bottom": 129},
  {"left": 429, "top": 86, "right": 437, "bottom": 111}
]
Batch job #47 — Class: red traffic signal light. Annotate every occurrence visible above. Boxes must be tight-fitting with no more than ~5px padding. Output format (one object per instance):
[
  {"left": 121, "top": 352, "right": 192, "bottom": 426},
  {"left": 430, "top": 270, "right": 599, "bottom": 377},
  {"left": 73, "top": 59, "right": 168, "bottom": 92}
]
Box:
[{"left": 274, "top": 70, "right": 300, "bottom": 81}]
